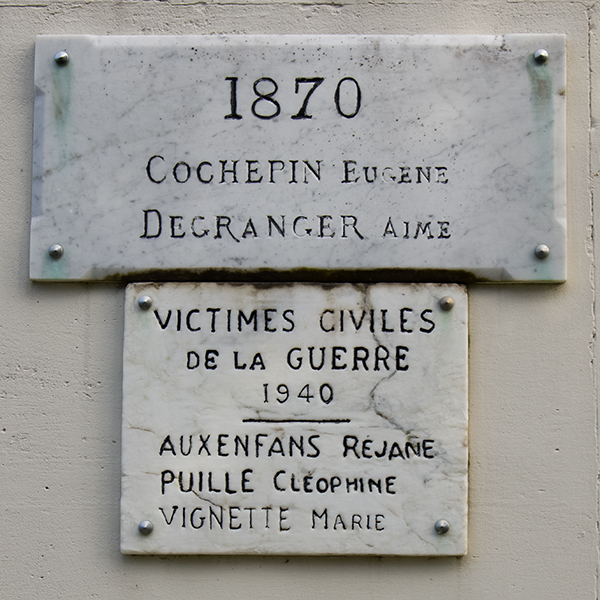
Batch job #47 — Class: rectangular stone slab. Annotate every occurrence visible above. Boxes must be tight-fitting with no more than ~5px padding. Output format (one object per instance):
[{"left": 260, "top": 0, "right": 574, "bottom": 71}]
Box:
[
  {"left": 121, "top": 282, "right": 468, "bottom": 555},
  {"left": 31, "top": 34, "right": 565, "bottom": 282}
]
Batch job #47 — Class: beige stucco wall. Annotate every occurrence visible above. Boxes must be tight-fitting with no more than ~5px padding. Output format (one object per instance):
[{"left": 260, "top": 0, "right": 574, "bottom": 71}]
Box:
[{"left": 1, "top": 0, "right": 598, "bottom": 597}]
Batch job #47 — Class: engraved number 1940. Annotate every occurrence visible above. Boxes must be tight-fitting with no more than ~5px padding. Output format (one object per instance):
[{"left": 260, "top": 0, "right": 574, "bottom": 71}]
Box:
[{"left": 263, "top": 383, "right": 334, "bottom": 404}]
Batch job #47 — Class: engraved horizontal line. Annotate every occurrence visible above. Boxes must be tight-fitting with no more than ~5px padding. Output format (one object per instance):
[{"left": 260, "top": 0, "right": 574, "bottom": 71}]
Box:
[{"left": 242, "top": 418, "right": 351, "bottom": 424}]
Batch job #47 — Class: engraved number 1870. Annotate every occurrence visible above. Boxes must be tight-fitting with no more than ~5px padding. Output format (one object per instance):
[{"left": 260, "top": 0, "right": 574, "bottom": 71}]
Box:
[{"left": 225, "top": 77, "right": 361, "bottom": 120}]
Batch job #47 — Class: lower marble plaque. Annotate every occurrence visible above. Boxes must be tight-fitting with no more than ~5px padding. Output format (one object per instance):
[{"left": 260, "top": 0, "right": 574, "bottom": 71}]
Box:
[{"left": 121, "top": 283, "right": 468, "bottom": 555}]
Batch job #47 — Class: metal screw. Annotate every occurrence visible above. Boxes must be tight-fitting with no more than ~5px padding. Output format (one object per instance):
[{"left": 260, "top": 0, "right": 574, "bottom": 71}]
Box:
[
  {"left": 138, "top": 295, "right": 153, "bottom": 310},
  {"left": 535, "top": 244, "right": 550, "bottom": 259},
  {"left": 54, "top": 50, "right": 69, "bottom": 66},
  {"left": 435, "top": 519, "right": 450, "bottom": 535},
  {"left": 48, "top": 244, "right": 64, "bottom": 259},
  {"left": 439, "top": 296, "right": 455, "bottom": 311},
  {"left": 534, "top": 49, "right": 549, "bottom": 65},
  {"left": 139, "top": 520, "right": 154, "bottom": 536}
]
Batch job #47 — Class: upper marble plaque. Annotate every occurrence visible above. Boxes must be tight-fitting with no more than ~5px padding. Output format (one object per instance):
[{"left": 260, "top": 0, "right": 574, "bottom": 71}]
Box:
[
  {"left": 121, "top": 282, "right": 468, "bottom": 555},
  {"left": 31, "top": 35, "right": 566, "bottom": 282}
]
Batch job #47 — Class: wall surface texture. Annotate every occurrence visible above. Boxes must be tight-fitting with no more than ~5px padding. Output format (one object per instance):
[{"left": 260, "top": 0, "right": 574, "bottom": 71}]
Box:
[{"left": 1, "top": 0, "right": 598, "bottom": 598}]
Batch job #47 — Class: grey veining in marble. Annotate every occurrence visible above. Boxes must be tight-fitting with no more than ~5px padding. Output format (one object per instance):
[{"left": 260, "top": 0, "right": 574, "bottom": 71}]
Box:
[
  {"left": 31, "top": 35, "right": 566, "bottom": 282},
  {"left": 121, "top": 282, "right": 468, "bottom": 555}
]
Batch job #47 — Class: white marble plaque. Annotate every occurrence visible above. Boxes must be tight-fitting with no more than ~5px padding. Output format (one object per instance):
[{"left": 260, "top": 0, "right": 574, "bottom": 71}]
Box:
[
  {"left": 121, "top": 283, "right": 468, "bottom": 555},
  {"left": 31, "top": 34, "right": 565, "bottom": 282}
]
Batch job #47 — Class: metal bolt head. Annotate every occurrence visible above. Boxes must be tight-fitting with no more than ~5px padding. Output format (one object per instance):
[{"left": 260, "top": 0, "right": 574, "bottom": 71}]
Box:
[
  {"left": 534, "top": 49, "right": 549, "bottom": 65},
  {"left": 439, "top": 296, "right": 455, "bottom": 311},
  {"left": 48, "top": 244, "right": 64, "bottom": 259},
  {"left": 54, "top": 50, "right": 69, "bottom": 66},
  {"left": 435, "top": 519, "right": 450, "bottom": 535},
  {"left": 139, "top": 520, "right": 154, "bottom": 536},
  {"left": 535, "top": 244, "right": 550, "bottom": 259},
  {"left": 138, "top": 295, "right": 153, "bottom": 311}
]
